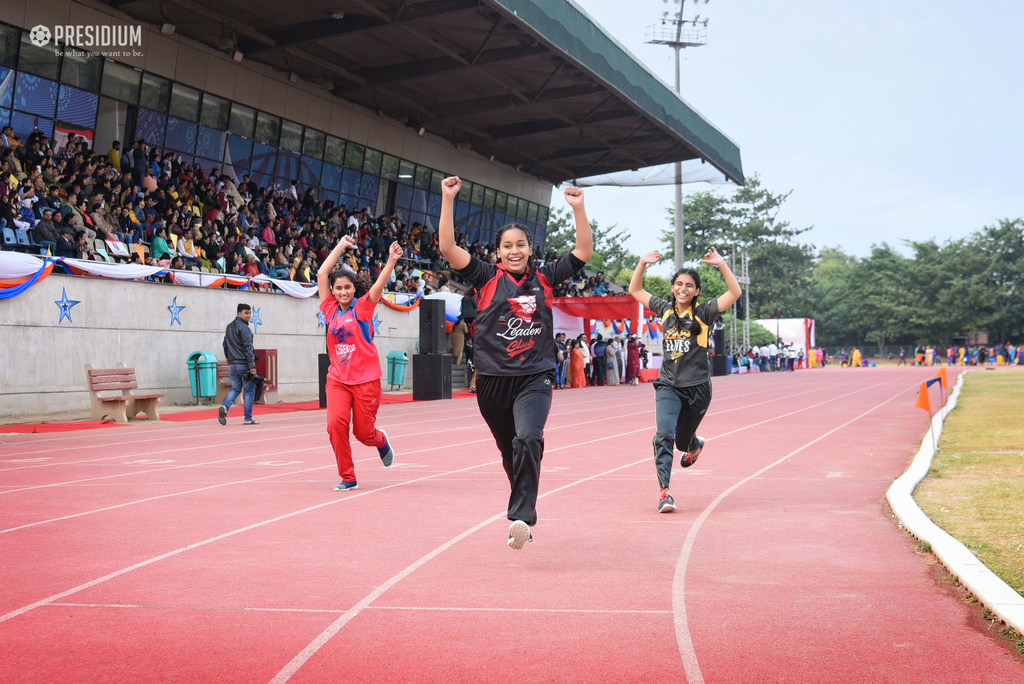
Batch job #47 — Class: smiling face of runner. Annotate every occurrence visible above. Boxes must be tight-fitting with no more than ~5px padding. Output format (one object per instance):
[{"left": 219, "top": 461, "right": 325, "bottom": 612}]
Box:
[
  {"left": 670, "top": 268, "right": 701, "bottom": 313},
  {"left": 330, "top": 272, "right": 356, "bottom": 308},
  {"left": 495, "top": 225, "right": 531, "bottom": 275}
]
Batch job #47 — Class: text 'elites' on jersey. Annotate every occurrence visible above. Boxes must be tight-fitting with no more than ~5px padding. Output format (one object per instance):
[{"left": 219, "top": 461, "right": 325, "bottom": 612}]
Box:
[
  {"left": 647, "top": 295, "right": 719, "bottom": 387},
  {"left": 456, "top": 252, "right": 584, "bottom": 376}
]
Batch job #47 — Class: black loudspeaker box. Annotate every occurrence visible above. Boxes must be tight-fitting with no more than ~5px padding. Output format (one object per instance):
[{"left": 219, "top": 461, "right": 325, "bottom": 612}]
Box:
[
  {"left": 419, "top": 298, "right": 446, "bottom": 355},
  {"left": 413, "top": 353, "right": 452, "bottom": 400},
  {"left": 712, "top": 327, "right": 725, "bottom": 355},
  {"left": 318, "top": 353, "right": 330, "bottom": 408},
  {"left": 712, "top": 355, "right": 728, "bottom": 377}
]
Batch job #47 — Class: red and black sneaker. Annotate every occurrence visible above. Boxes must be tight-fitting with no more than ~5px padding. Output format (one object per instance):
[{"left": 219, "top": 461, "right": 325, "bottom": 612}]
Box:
[
  {"left": 680, "top": 436, "right": 705, "bottom": 468},
  {"left": 658, "top": 488, "right": 675, "bottom": 513}
]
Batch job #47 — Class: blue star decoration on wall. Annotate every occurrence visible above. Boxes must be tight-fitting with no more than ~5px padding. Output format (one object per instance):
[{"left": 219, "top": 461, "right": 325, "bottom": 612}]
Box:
[
  {"left": 317, "top": 311, "right": 326, "bottom": 328},
  {"left": 55, "top": 287, "right": 80, "bottom": 324},
  {"left": 252, "top": 307, "right": 263, "bottom": 333},
  {"left": 372, "top": 314, "right": 383, "bottom": 335},
  {"left": 168, "top": 296, "right": 186, "bottom": 326}
]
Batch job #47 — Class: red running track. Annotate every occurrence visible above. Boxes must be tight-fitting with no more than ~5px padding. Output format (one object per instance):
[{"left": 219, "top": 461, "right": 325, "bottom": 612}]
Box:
[{"left": 1, "top": 366, "right": 1021, "bottom": 682}]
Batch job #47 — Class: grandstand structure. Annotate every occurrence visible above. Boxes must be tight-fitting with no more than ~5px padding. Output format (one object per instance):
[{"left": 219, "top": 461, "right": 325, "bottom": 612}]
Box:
[{"left": 0, "top": 0, "right": 743, "bottom": 416}]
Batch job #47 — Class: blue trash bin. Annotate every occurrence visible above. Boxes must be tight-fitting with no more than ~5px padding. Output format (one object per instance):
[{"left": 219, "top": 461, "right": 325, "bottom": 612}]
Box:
[
  {"left": 387, "top": 350, "right": 409, "bottom": 389},
  {"left": 186, "top": 351, "right": 218, "bottom": 398}
]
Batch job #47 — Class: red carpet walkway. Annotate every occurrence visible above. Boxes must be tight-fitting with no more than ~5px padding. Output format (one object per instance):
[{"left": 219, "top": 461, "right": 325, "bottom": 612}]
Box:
[{"left": 1, "top": 367, "right": 1021, "bottom": 682}]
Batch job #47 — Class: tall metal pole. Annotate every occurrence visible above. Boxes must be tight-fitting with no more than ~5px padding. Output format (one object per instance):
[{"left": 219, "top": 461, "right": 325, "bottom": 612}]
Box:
[
  {"left": 673, "top": 43, "right": 684, "bottom": 270},
  {"left": 645, "top": 0, "right": 708, "bottom": 270}
]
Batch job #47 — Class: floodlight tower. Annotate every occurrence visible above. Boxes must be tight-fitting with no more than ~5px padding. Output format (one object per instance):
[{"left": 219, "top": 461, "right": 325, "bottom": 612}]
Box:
[{"left": 645, "top": 0, "right": 709, "bottom": 270}]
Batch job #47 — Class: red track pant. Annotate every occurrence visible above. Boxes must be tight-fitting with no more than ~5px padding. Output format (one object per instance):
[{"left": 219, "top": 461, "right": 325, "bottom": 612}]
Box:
[{"left": 326, "top": 377, "right": 386, "bottom": 481}]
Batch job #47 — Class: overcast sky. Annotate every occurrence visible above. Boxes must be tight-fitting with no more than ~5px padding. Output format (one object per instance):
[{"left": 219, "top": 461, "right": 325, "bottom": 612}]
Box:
[{"left": 553, "top": 0, "right": 1024, "bottom": 271}]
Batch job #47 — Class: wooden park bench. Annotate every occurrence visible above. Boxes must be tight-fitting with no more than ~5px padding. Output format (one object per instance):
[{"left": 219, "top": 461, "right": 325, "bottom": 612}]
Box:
[
  {"left": 85, "top": 363, "right": 164, "bottom": 423},
  {"left": 214, "top": 360, "right": 233, "bottom": 405}
]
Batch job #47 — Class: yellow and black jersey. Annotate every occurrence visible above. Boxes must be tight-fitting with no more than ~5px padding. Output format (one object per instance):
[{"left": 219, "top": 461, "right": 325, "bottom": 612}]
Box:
[{"left": 648, "top": 295, "right": 719, "bottom": 387}]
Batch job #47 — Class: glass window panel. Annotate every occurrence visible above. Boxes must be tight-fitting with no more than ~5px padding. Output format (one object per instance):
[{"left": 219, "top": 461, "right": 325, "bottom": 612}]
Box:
[
  {"left": 409, "top": 212, "right": 426, "bottom": 228},
  {"left": 320, "top": 189, "right": 339, "bottom": 205},
  {"left": 506, "top": 196, "right": 518, "bottom": 217},
  {"left": 380, "top": 153, "right": 399, "bottom": 181},
  {"left": 413, "top": 165, "right": 431, "bottom": 190},
  {"left": 100, "top": 60, "right": 141, "bottom": 104},
  {"left": 341, "top": 168, "right": 362, "bottom": 198},
  {"left": 517, "top": 198, "right": 529, "bottom": 219},
  {"left": 225, "top": 134, "right": 253, "bottom": 168},
  {"left": 60, "top": 50, "right": 102, "bottom": 91},
  {"left": 320, "top": 162, "right": 341, "bottom": 192},
  {"left": 344, "top": 141, "right": 364, "bottom": 169},
  {"left": 394, "top": 183, "right": 412, "bottom": 209},
  {"left": 410, "top": 188, "right": 427, "bottom": 214},
  {"left": 0, "top": 108, "right": 9, "bottom": 127},
  {"left": 427, "top": 191, "right": 441, "bottom": 220},
  {"left": 0, "top": 24, "right": 18, "bottom": 68},
  {"left": 135, "top": 108, "right": 166, "bottom": 148},
  {"left": 56, "top": 84, "right": 97, "bottom": 128},
  {"left": 197, "top": 157, "right": 220, "bottom": 178},
  {"left": 359, "top": 174, "right": 379, "bottom": 204},
  {"left": 12, "top": 111, "right": 53, "bottom": 138},
  {"left": 195, "top": 125, "right": 226, "bottom": 160},
  {"left": 302, "top": 127, "right": 325, "bottom": 159},
  {"left": 461, "top": 180, "right": 474, "bottom": 202},
  {"left": 539, "top": 206, "right": 548, "bottom": 224},
  {"left": 254, "top": 111, "right": 280, "bottom": 145},
  {"left": 301, "top": 155, "right": 323, "bottom": 185},
  {"left": 249, "top": 169, "right": 273, "bottom": 191},
  {"left": 13, "top": 73, "right": 58, "bottom": 117},
  {"left": 495, "top": 192, "right": 507, "bottom": 213},
  {"left": 362, "top": 147, "right": 381, "bottom": 175},
  {"left": 279, "top": 119, "right": 302, "bottom": 153},
  {"left": 527, "top": 203, "right": 539, "bottom": 223},
  {"left": 324, "top": 135, "right": 345, "bottom": 165},
  {"left": 250, "top": 140, "right": 277, "bottom": 178},
  {"left": 0, "top": 68, "right": 11, "bottom": 108},
  {"left": 275, "top": 149, "right": 301, "bottom": 184},
  {"left": 140, "top": 73, "right": 171, "bottom": 112},
  {"left": 470, "top": 183, "right": 484, "bottom": 206},
  {"left": 221, "top": 160, "right": 247, "bottom": 185},
  {"left": 397, "top": 159, "right": 415, "bottom": 182},
  {"left": 483, "top": 187, "right": 496, "bottom": 210},
  {"left": 165, "top": 116, "right": 197, "bottom": 154},
  {"left": 228, "top": 102, "right": 255, "bottom": 138},
  {"left": 200, "top": 92, "right": 229, "bottom": 130},
  {"left": 17, "top": 33, "right": 59, "bottom": 80},
  {"left": 169, "top": 82, "right": 200, "bottom": 121}
]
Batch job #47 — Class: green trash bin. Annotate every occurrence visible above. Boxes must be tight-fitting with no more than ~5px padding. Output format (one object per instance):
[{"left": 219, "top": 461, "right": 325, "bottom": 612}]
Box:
[
  {"left": 386, "top": 350, "right": 409, "bottom": 389},
  {"left": 187, "top": 351, "right": 218, "bottom": 398}
]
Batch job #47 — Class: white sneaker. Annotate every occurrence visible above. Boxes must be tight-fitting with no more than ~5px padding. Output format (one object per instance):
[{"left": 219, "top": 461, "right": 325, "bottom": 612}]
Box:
[{"left": 507, "top": 520, "right": 532, "bottom": 550}]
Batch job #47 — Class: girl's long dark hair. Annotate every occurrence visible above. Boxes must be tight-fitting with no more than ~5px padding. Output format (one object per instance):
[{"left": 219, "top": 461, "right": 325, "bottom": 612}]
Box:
[{"left": 329, "top": 266, "right": 371, "bottom": 299}]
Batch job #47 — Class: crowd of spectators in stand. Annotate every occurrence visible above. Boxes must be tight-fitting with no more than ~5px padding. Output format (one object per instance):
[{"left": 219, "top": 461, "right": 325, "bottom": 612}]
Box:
[{"left": 2, "top": 126, "right": 639, "bottom": 301}]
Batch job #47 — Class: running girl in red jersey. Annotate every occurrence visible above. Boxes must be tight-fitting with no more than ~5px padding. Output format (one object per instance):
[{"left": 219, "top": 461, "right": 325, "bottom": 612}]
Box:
[
  {"left": 439, "top": 176, "right": 593, "bottom": 550},
  {"left": 317, "top": 234, "right": 404, "bottom": 491}
]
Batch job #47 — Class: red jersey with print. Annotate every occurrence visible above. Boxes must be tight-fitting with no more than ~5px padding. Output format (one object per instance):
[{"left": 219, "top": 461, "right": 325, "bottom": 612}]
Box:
[
  {"left": 455, "top": 252, "right": 585, "bottom": 376},
  {"left": 320, "top": 295, "right": 382, "bottom": 384}
]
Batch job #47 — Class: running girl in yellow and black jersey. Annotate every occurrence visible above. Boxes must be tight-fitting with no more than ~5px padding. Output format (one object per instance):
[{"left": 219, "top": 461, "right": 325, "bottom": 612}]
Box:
[
  {"left": 439, "top": 176, "right": 593, "bottom": 550},
  {"left": 628, "top": 247, "right": 742, "bottom": 513}
]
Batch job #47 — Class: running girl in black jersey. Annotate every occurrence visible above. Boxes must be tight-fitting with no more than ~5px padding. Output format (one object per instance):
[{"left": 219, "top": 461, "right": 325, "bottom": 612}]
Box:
[
  {"left": 628, "top": 247, "right": 742, "bottom": 513},
  {"left": 439, "top": 176, "right": 593, "bottom": 550}
]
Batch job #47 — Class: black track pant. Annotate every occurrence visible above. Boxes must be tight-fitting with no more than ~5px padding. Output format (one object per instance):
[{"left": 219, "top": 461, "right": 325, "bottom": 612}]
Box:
[{"left": 475, "top": 370, "right": 554, "bottom": 524}]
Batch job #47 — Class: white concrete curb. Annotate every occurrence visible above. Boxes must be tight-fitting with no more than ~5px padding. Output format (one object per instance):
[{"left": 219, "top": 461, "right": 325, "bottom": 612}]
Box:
[{"left": 886, "top": 370, "right": 1024, "bottom": 635}]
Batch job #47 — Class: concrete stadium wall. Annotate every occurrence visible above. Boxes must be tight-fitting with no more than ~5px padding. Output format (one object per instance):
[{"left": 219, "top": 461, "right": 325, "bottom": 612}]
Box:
[{"left": 0, "top": 273, "right": 423, "bottom": 418}]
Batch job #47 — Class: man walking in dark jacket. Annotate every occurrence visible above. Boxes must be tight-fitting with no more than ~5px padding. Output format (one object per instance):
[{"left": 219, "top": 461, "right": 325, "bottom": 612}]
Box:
[{"left": 219, "top": 303, "right": 258, "bottom": 425}]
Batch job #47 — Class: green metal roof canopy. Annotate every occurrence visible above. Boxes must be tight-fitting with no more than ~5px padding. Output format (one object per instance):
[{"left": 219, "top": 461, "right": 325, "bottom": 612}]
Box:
[{"left": 100, "top": 0, "right": 742, "bottom": 185}]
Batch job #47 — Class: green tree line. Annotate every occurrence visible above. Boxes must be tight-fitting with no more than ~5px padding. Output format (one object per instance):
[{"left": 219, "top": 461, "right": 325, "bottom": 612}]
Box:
[{"left": 545, "top": 176, "right": 1023, "bottom": 352}]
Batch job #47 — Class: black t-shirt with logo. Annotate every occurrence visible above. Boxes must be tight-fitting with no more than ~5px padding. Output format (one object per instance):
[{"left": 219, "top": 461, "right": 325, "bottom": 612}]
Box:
[
  {"left": 648, "top": 295, "right": 719, "bottom": 387},
  {"left": 456, "top": 253, "right": 584, "bottom": 376}
]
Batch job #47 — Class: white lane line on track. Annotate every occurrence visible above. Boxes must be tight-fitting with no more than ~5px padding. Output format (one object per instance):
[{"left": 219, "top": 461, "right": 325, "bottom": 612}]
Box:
[
  {"left": 51, "top": 601, "right": 672, "bottom": 615},
  {"left": 671, "top": 376, "right": 910, "bottom": 684}
]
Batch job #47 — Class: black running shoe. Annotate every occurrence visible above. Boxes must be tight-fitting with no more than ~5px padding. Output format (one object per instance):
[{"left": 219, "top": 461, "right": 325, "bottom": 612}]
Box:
[{"left": 681, "top": 436, "right": 705, "bottom": 468}]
